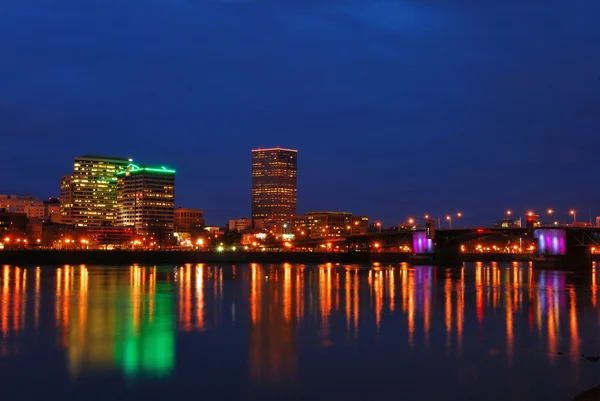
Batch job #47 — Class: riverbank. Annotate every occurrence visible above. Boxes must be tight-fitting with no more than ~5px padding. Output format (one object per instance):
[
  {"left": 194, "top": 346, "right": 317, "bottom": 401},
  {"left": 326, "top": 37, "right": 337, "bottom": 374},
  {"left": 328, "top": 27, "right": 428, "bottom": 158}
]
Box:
[
  {"left": 0, "top": 250, "right": 534, "bottom": 266},
  {"left": 573, "top": 385, "right": 600, "bottom": 400}
]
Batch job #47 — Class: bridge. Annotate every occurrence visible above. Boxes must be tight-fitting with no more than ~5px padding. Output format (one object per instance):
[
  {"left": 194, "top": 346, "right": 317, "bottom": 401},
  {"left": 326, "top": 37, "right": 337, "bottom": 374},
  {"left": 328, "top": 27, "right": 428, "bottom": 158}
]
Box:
[{"left": 292, "top": 226, "right": 600, "bottom": 268}]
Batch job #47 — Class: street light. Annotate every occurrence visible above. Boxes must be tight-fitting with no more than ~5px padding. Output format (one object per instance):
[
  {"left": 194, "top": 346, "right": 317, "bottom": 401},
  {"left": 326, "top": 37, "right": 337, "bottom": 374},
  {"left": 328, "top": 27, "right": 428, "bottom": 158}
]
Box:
[
  {"left": 375, "top": 222, "right": 381, "bottom": 232},
  {"left": 408, "top": 218, "right": 414, "bottom": 225},
  {"left": 570, "top": 210, "right": 576, "bottom": 223},
  {"left": 446, "top": 212, "right": 462, "bottom": 229},
  {"left": 506, "top": 210, "right": 512, "bottom": 216},
  {"left": 547, "top": 209, "right": 554, "bottom": 215}
]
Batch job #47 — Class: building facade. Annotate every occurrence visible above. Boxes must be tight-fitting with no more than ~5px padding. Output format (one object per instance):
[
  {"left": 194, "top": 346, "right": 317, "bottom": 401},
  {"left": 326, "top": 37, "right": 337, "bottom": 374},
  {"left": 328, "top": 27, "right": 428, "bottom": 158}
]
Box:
[
  {"left": 493, "top": 218, "right": 522, "bottom": 228},
  {"left": 117, "top": 163, "right": 176, "bottom": 239},
  {"left": 59, "top": 174, "right": 73, "bottom": 224},
  {"left": 66, "top": 155, "right": 130, "bottom": 227},
  {"left": 0, "top": 194, "right": 44, "bottom": 218},
  {"left": 228, "top": 218, "right": 252, "bottom": 232},
  {"left": 174, "top": 208, "right": 204, "bottom": 233},
  {"left": 251, "top": 147, "right": 297, "bottom": 232},
  {"left": 44, "top": 198, "right": 61, "bottom": 222},
  {"left": 292, "top": 212, "right": 369, "bottom": 238}
]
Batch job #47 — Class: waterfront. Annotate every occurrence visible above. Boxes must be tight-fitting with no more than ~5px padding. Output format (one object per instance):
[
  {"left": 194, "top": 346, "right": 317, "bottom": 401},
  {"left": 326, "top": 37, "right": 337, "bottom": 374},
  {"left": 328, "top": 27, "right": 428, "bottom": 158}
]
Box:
[{"left": 1, "top": 263, "right": 600, "bottom": 400}]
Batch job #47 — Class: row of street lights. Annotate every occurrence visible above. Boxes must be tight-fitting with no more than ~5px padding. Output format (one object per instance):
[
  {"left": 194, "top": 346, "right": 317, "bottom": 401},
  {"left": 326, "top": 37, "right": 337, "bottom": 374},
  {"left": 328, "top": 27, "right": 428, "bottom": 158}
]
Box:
[
  {"left": 399, "top": 208, "right": 579, "bottom": 230},
  {"left": 355, "top": 208, "right": 582, "bottom": 233},
  {"left": 507, "top": 209, "right": 578, "bottom": 223},
  {"left": 405, "top": 212, "right": 463, "bottom": 229}
]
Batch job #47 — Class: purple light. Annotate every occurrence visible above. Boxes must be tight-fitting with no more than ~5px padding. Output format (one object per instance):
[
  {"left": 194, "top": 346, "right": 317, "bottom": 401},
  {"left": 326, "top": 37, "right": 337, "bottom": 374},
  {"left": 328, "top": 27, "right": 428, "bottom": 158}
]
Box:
[
  {"left": 536, "top": 229, "right": 566, "bottom": 255},
  {"left": 413, "top": 232, "right": 434, "bottom": 254}
]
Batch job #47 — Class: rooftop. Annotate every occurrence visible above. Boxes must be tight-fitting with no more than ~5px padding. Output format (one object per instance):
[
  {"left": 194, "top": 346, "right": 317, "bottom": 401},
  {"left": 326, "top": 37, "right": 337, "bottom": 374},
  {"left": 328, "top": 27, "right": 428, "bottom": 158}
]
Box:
[
  {"left": 76, "top": 155, "right": 131, "bottom": 162},
  {"left": 116, "top": 163, "right": 176, "bottom": 176},
  {"left": 305, "top": 211, "right": 353, "bottom": 216},
  {"left": 251, "top": 147, "right": 298, "bottom": 153}
]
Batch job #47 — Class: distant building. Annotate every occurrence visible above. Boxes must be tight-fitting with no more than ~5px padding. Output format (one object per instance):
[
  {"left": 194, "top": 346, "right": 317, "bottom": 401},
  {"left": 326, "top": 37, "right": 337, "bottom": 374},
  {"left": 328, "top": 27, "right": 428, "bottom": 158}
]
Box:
[
  {"left": 292, "top": 212, "right": 368, "bottom": 238},
  {"left": 38, "top": 223, "right": 82, "bottom": 248},
  {"left": 67, "top": 155, "right": 131, "bottom": 226},
  {"left": 596, "top": 216, "right": 600, "bottom": 227},
  {"left": 493, "top": 217, "right": 522, "bottom": 228},
  {"left": 85, "top": 226, "right": 134, "bottom": 247},
  {"left": 251, "top": 147, "right": 297, "bottom": 233},
  {"left": 44, "top": 198, "right": 61, "bottom": 222},
  {"left": 0, "top": 211, "right": 28, "bottom": 236},
  {"left": 60, "top": 174, "right": 73, "bottom": 224},
  {"left": 204, "top": 226, "right": 224, "bottom": 239},
  {"left": 117, "top": 163, "right": 176, "bottom": 239},
  {"left": 229, "top": 218, "right": 252, "bottom": 232},
  {"left": 174, "top": 207, "right": 204, "bottom": 233},
  {"left": 0, "top": 194, "right": 44, "bottom": 219}
]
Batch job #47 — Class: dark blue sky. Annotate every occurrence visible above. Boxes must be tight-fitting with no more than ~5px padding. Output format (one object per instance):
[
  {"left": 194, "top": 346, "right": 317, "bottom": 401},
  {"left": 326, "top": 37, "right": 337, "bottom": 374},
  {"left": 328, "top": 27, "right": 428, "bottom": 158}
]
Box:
[{"left": 1, "top": 0, "right": 599, "bottom": 226}]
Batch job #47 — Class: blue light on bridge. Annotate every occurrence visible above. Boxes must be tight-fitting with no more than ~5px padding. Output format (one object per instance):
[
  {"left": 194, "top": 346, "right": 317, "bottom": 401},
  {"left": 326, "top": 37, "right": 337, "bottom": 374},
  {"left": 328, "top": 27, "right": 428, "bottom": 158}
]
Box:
[
  {"left": 535, "top": 229, "right": 566, "bottom": 255},
  {"left": 413, "top": 232, "right": 434, "bottom": 254}
]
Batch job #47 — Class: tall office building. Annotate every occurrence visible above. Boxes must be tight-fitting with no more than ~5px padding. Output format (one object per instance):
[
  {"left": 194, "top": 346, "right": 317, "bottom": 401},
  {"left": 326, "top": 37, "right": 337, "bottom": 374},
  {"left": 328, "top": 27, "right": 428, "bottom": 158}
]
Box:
[
  {"left": 251, "top": 147, "right": 297, "bottom": 232},
  {"left": 117, "top": 163, "right": 176, "bottom": 238},
  {"left": 66, "top": 155, "right": 131, "bottom": 227},
  {"left": 60, "top": 174, "right": 73, "bottom": 224}
]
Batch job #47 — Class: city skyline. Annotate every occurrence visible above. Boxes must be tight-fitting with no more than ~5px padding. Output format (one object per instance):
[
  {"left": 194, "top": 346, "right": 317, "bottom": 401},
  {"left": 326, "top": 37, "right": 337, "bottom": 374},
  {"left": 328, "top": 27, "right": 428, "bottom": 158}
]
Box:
[
  {"left": 1, "top": 1, "right": 599, "bottom": 225},
  {"left": 1, "top": 149, "right": 599, "bottom": 228}
]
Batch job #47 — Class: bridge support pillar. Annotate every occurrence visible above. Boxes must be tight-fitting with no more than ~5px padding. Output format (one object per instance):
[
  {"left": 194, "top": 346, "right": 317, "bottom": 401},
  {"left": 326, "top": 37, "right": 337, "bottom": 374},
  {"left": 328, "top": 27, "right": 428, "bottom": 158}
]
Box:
[
  {"left": 564, "top": 247, "right": 592, "bottom": 270},
  {"left": 433, "top": 248, "right": 463, "bottom": 266}
]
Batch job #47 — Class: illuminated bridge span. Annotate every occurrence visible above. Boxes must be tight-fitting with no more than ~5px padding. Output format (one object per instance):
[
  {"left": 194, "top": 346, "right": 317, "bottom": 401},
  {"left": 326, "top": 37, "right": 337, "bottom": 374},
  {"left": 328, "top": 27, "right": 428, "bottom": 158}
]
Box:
[
  {"left": 293, "top": 228, "right": 528, "bottom": 250},
  {"left": 293, "top": 226, "right": 600, "bottom": 268}
]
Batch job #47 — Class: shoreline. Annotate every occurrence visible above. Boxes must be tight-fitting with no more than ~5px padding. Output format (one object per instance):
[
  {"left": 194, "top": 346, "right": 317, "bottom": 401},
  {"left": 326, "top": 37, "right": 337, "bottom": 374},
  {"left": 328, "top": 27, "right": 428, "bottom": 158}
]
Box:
[
  {"left": 0, "top": 250, "right": 533, "bottom": 266},
  {"left": 573, "top": 385, "right": 600, "bottom": 401}
]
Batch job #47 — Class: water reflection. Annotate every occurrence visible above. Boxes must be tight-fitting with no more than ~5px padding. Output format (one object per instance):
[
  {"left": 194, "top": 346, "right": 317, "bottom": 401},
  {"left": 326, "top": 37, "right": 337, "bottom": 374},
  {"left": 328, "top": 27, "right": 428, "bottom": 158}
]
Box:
[
  {"left": 248, "top": 263, "right": 298, "bottom": 383},
  {"left": 1, "top": 266, "right": 30, "bottom": 356},
  {"left": 63, "top": 265, "right": 175, "bottom": 377},
  {"left": 1, "top": 263, "right": 600, "bottom": 398}
]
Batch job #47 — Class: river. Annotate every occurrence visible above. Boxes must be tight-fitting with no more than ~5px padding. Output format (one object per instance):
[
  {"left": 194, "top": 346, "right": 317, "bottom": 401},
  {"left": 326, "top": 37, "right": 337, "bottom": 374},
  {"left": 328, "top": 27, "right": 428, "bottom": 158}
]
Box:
[{"left": 0, "top": 263, "right": 599, "bottom": 401}]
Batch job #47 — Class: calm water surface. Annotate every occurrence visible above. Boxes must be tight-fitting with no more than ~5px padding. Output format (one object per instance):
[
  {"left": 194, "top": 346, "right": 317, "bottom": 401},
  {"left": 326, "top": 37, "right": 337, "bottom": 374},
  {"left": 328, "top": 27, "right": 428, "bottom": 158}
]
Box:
[{"left": 1, "top": 263, "right": 600, "bottom": 400}]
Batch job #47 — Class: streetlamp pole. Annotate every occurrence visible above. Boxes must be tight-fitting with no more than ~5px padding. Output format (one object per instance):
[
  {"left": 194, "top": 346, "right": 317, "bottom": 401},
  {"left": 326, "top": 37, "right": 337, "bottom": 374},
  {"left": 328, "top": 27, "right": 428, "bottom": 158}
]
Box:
[
  {"left": 570, "top": 210, "right": 576, "bottom": 223},
  {"left": 446, "top": 215, "right": 452, "bottom": 229}
]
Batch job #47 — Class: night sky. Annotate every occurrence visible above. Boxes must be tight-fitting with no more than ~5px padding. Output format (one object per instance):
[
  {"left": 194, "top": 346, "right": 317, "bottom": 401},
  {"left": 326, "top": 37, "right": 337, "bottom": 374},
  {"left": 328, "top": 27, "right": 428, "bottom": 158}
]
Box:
[{"left": 1, "top": 0, "right": 599, "bottom": 226}]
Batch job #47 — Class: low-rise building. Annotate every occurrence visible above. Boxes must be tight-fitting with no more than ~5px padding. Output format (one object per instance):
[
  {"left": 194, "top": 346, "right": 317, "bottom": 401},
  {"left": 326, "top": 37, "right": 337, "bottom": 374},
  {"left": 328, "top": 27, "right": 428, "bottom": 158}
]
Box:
[
  {"left": 228, "top": 218, "right": 252, "bottom": 232},
  {"left": 0, "top": 211, "right": 29, "bottom": 239},
  {"left": 292, "top": 211, "right": 368, "bottom": 238},
  {"left": 204, "top": 226, "right": 224, "bottom": 239},
  {"left": 174, "top": 207, "right": 204, "bottom": 233},
  {"left": 0, "top": 194, "right": 44, "bottom": 219},
  {"left": 44, "top": 198, "right": 61, "bottom": 222},
  {"left": 493, "top": 218, "right": 522, "bottom": 228}
]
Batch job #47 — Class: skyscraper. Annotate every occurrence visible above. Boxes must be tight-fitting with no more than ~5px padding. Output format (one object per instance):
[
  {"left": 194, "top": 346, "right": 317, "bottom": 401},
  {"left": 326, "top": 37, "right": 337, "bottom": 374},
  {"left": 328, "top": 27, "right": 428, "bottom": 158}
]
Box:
[
  {"left": 68, "top": 155, "right": 131, "bottom": 226},
  {"left": 251, "top": 147, "right": 297, "bottom": 231},
  {"left": 117, "top": 163, "right": 176, "bottom": 239},
  {"left": 59, "top": 174, "right": 73, "bottom": 224}
]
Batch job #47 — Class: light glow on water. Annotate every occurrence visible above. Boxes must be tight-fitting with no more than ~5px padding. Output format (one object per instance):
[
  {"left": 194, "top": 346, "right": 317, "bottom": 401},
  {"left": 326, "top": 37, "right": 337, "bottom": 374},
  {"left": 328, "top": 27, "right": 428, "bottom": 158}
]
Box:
[{"left": 0, "top": 263, "right": 599, "bottom": 400}]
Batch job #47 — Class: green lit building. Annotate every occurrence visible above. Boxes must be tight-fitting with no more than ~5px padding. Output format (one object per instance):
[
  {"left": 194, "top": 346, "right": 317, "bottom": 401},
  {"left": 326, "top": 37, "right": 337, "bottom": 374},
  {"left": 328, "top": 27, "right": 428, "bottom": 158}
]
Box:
[
  {"left": 65, "top": 155, "right": 131, "bottom": 227},
  {"left": 117, "top": 163, "right": 176, "bottom": 239}
]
